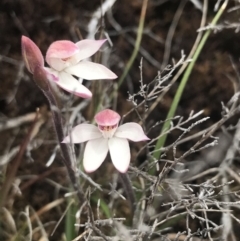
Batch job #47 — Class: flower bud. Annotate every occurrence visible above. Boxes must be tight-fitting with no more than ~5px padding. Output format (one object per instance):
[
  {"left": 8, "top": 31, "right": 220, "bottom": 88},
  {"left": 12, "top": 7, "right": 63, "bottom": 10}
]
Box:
[
  {"left": 21, "top": 36, "right": 44, "bottom": 74},
  {"left": 33, "top": 65, "right": 50, "bottom": 92}
]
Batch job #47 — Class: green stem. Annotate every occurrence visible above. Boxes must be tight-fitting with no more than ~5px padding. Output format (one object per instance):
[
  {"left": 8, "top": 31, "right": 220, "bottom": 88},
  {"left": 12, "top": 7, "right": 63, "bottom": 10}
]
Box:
[
  {"left": 117, "top": 0, "right": 148, "bottom": 87},
  {"left": 153, "top": 0, "right": 229, "bottom": 162}
]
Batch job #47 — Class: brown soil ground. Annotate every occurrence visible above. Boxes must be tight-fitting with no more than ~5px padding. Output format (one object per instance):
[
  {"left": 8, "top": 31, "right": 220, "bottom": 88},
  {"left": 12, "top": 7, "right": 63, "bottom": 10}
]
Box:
[{"left": 1, "top": 0, "right": 240, "bottom": 240}]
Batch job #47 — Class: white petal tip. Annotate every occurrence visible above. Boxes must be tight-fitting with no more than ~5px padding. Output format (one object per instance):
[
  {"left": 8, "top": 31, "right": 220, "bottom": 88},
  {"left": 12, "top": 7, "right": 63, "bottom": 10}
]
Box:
[
  {"left": 61, "top": 137, "right": 69, "bottom": 143},
  {"left": 98, "top": 39, "right": 108, "bottom": 44},
  {"left": 84, "top": 164, "right": 101, "bottom": 173},
  {"left": 84, "top": 168, "right": 95, "bottom": 173},
  {"left": 76, "top": 92, "right": 92, "bottom": 98},
  {"left": 74, "top": 91, "right": 92, "bottom": 99},
  {"left": 110, "top": 73, "right": 118, "bottom": 79},
  {"left": 101, "top": 71, "right": 118, "bottom": 80},
  {"left": 116, "top": 167, "right": 129, "bottom": 173},
  {"left": 143, "top": 136, "right": 150, "bottom": 141}
]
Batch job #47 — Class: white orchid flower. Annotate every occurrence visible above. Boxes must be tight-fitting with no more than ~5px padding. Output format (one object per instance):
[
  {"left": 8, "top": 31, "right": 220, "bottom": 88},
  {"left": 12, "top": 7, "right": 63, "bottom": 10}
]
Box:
[
  {"left": 21, "top": 36, "right": 117, "bottom": 98},
  {"left": 45, "top": 39, "right": 117, "bottom": 98},
  {"left": 63, "top": 109, "right": 149, "bottom": 173}
]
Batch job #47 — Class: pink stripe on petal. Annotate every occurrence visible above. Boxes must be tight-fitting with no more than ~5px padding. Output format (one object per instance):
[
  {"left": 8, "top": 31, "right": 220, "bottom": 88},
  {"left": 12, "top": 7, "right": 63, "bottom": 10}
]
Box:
[
  {"left": 114, "top": 123, "right": 150, "bottom": 142},
  {"left": 56, "top": 72, "right": 92, "bottom": 98},
  {"left": 62, "top": 124, "right": 102, "bottom": 143},
  {"left": 75, "top": 39, "right": 107, "bottom": 61},
  {"left": 83, "top": 138, "right": 108, "bottom": 173},
  {"left": 65, "top": 61, "right": 117, "bottom": 80},
  {"left": 95, "top": 109, "right": 121, "bottom": 126},
  {"left": 108, "top": 137, "right": 130, "bottom": 173}
]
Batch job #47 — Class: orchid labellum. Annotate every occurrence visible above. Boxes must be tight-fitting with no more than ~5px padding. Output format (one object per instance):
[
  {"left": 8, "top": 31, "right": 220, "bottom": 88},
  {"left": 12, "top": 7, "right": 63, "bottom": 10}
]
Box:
[{"left": 63, "top": 109, "right": 149, "bottom": 173}]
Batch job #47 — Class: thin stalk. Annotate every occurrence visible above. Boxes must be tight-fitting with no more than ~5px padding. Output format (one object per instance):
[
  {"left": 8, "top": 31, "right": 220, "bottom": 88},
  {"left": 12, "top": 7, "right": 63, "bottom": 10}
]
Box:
[
  {"left": 44, "top": 89, "right": 86, "bottom": 204},
  {"left": 65, "top": 198, "right": 77, "bottom": 241},
  {"left": 33, "top": 66, "right": 85, "bottom": 205},
  {"left": 97, "top": 0, "right": 148, "bottom": 212},
  {"left": 117, "top": 0, "right": 148, "bottom": 87},
  {"left": 118, "top": 172, "right": 136, "bottom": 213},
  {"left": 109, "top": 1, "right": 150, "bottom": 211}
]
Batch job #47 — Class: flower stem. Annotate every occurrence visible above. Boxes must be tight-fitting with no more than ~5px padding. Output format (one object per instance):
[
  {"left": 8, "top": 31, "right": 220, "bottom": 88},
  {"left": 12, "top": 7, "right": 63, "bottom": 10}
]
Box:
[
  {"left": 45, "top": 89, "right": 86, "bottom": 204},
  {"left": 118, "top": 172, "right": 136, "bottom": 213},
  {"left": 152, "top": 0, "right": 229, "bottom": 163},
  {"left": 33, "top": 66, "right": 85, "bottom": 205}
]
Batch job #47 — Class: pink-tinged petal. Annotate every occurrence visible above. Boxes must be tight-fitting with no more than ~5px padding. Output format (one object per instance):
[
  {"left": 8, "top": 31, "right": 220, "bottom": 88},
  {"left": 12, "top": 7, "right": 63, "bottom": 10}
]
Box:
[
  {"left": 83, "top": 138, "right": 108, "bottom": 172},
  {"left": 65, "top": 61, "right": 117, "bottom": 80},
  {"left": 108, "top": 137, "right": 130, "bottom": 173},
  {"left": 75, "top": 39, "right": 107, "bottom": 61},
  {"left": 114, "top": 123, "right": 150, "bottom": 142},
  {"left": 46, "top": 40, "right": 79, "bottom": 71},
  {"left": 44, "top": 67, "right": 59, "bottom": 82},
  {"left": 62, "top": 124, "right": 102, "bottom": 143},
  {"left": 21, "top": 36, "right": 44, "bottom": 74},
  {"left": 46, "top": 40, "right": 79, "bottom": 59},
  {"left": 95, "top": 109, "right": 120, "bottom": 126},
  {"left": 56, "top": 72, "right": 92, "bottom": 98}
]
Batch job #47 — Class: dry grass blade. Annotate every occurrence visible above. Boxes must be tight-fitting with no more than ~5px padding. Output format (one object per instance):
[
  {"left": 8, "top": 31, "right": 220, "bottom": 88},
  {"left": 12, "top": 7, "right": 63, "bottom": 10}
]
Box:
[{"left": 0, "top": 109, "right": 41, "bottom": 209}]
